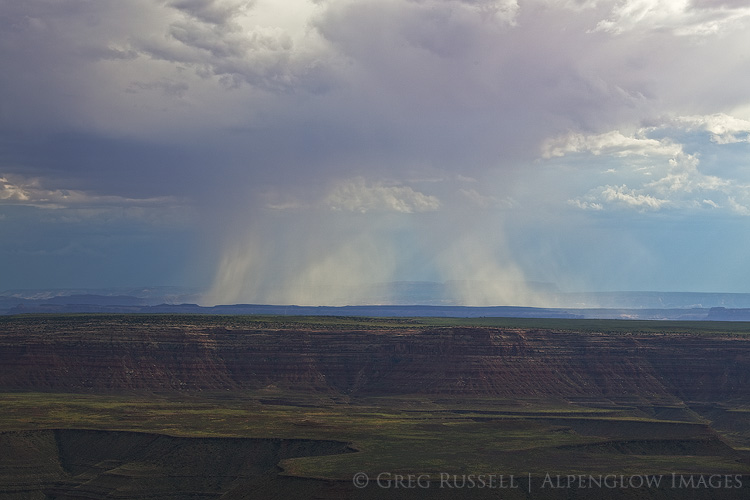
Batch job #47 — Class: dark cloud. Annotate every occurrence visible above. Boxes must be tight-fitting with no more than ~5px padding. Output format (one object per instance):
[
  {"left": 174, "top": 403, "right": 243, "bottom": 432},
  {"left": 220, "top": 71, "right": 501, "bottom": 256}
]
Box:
[
  {"left": 2, "top": 0, "right": 750, "bottom": 299},
  {"left": 170, "top": 0, "right": 255, "bottom": 25},
  {"left": 126, "top": 80, "right": 190, "bottom": 98},
  {"left": 129, "top": 1, "right": 338, "bottom": 93}
]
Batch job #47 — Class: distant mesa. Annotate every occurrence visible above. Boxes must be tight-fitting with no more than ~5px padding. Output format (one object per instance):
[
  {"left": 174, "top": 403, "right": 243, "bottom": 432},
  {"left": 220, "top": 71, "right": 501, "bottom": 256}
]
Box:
[
  {"left": 4, "top": 285, "right": 750, "bottom": 320},
  {"left": 706, "top": 307, "right": 750, "bottom": 321},
  {"left": 1, "top": 316, "right": 749, "bottom": 401}
]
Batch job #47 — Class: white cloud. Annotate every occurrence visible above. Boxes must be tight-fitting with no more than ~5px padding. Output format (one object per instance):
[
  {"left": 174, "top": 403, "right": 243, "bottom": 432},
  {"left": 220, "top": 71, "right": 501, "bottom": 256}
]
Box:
[
  {"left": 728, "top": 197, "right": 750, "bottom": 216},
  {"left": 645, "top": 155, "right": 729, "bottom": 194},
  {"left": 593, "top": 0, "right": 750, "bottom": 36},
  {"left": 569, "top": 183, "right": 667, "bottom": 212},
  {"left": 673, "top": 113, "right": 750, "bottom": 144},
  {"left": 600, "top": 184, "right": 668, "bottom": 210},
  {"left": 460, "top": 188, "right": 515, "bottom": 209},
  {"left": 0, "top": 174, "right": 180, "bottom": 210},
  {"left": 542, "top": 130, "right": 682, "bottom": 158},
  {"left": 324, "top": 178, "right": 440, "bottom": 213},
  {"left": 0, "top": 176, "right": 31, "bottom": 202},
  {"left": 555, "top": 116, "right": 750, "bottom": 213},
  {"left": 702, "top": 199, "right": 719, "bottom": 208},
  {"left": 568, "top": 198, "right": 603, "bottom": 210}
]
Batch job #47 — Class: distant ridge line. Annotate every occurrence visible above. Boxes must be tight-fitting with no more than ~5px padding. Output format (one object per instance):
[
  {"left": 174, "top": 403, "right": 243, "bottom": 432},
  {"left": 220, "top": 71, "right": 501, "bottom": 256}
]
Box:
[
  {"left": 4, "top": 290, "right": 750, "bottom": 320},
  {"left": 5, "top": 302, "right": 583, "bottom": 319}
]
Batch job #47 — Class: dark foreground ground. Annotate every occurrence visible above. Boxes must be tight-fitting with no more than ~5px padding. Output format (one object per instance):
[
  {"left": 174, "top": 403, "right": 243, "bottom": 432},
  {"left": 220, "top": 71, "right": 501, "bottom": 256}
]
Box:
[{"left": 1, "top": 314, "right": 749, "bottom": 499}]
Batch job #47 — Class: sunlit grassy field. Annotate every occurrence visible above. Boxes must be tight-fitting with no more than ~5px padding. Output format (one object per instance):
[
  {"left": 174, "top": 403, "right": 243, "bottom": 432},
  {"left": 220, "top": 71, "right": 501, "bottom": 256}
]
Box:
[{"left": 1, "top": 389, "right": 748, "bottom": 481}]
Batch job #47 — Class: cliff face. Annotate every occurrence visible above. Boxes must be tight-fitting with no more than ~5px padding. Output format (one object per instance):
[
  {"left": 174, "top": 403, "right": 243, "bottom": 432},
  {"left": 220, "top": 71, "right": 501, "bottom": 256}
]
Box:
[{"left": 1, "top": 317, "right": 748, "bottom": 402}]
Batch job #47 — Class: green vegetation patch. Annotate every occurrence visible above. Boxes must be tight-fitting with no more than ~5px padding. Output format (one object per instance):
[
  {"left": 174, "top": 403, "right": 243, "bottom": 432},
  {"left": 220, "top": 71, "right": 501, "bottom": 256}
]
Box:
[{"left": 2, "top": 392, "right": 748, "bottom": 482}]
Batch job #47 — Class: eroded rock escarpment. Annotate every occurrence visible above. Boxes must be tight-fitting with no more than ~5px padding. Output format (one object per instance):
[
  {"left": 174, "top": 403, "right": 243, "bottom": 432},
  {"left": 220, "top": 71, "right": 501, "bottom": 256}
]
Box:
[{"left": 0, "top": 316, "right": 748, "bottom": 402}]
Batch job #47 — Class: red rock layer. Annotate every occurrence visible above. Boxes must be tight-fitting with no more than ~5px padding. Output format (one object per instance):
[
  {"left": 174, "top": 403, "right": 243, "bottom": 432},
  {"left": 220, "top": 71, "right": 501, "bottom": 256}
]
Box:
[{"left": 0, "top": 318, "right": 748, "bottom": 401}]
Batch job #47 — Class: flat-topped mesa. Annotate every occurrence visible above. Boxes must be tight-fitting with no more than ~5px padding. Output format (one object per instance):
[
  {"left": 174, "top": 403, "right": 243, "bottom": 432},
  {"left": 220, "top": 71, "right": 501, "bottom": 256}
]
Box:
[{"left": 0, "top": 317, "right": 748, "bottom": 402}]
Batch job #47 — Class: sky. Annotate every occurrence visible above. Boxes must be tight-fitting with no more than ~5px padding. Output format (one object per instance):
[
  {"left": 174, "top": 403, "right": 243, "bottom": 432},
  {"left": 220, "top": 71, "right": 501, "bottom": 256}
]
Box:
[{"left": 2, "top": 0, "right": 750, "bottom": 306}]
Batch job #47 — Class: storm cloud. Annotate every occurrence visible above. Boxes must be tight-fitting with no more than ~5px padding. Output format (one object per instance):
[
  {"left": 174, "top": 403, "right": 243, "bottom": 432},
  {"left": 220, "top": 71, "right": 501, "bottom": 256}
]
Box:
[{"left": 2, "top": 0, "right": 750, "bottom": 302}]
